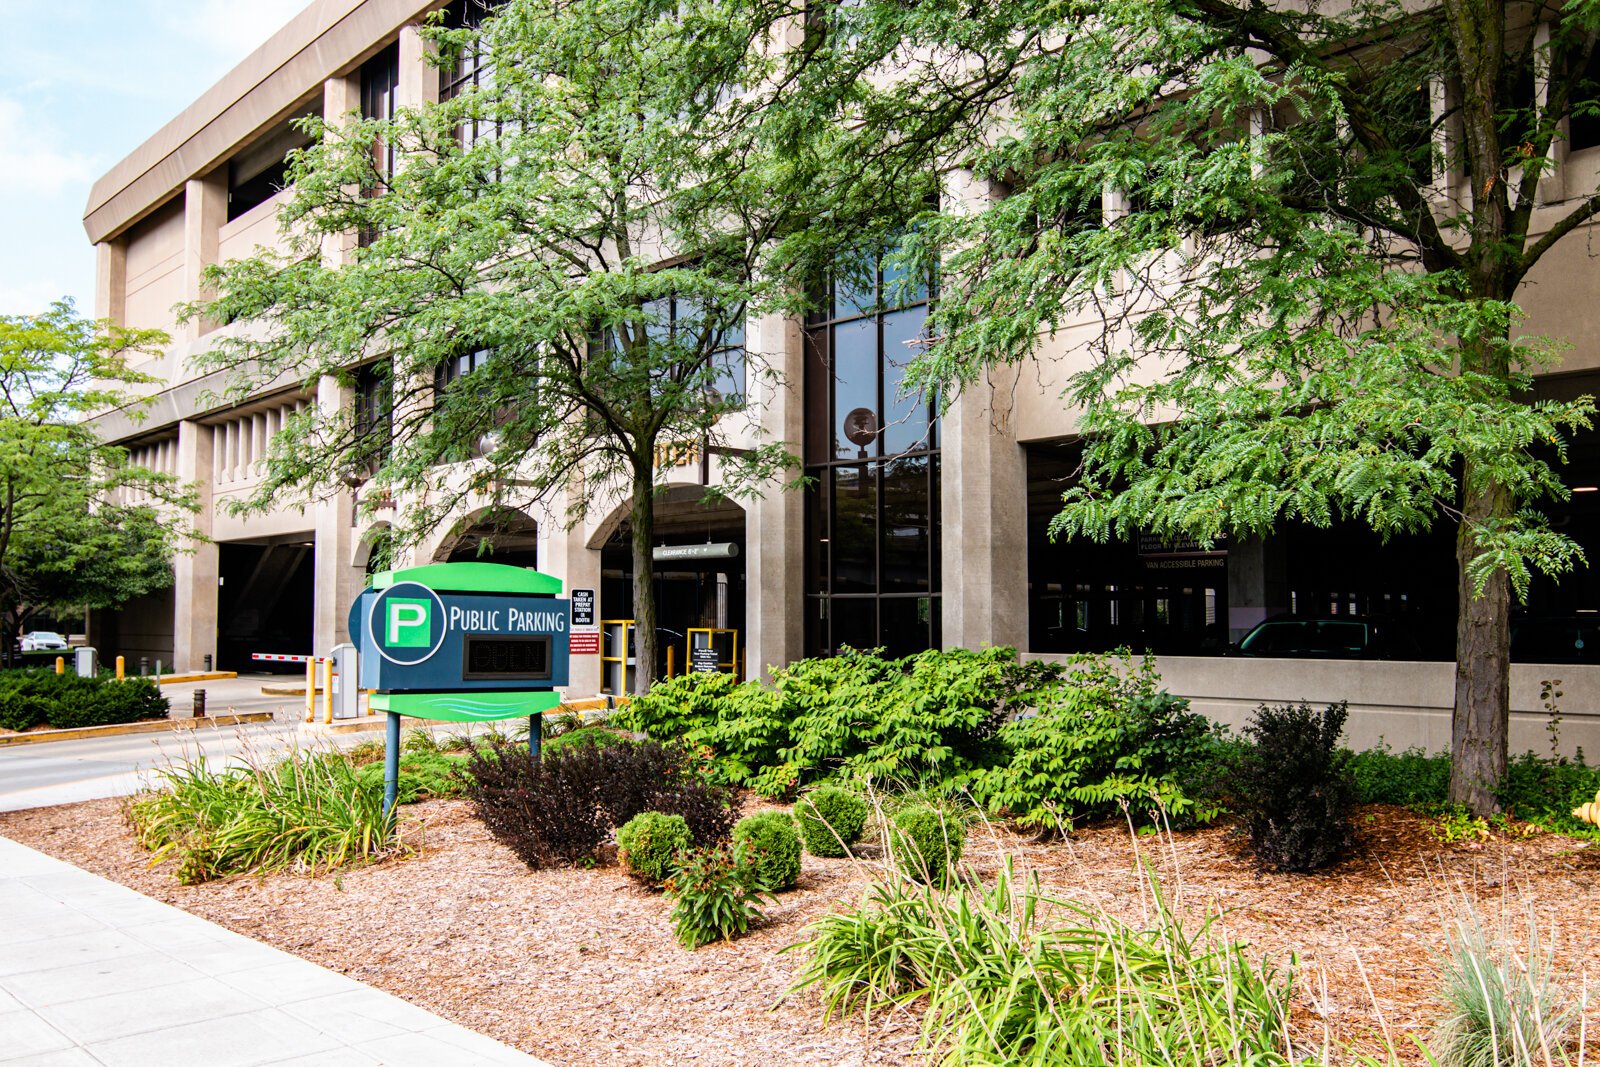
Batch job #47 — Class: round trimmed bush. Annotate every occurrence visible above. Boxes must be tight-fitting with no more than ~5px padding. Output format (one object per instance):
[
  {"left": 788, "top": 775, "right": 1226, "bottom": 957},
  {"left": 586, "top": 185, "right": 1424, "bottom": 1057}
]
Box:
[
  {"left": 730, "top": 811, "right": 802, "bottom": 891},
  {"left": 890, "top": 805, "right": 965, "bottom": 886},
  {"left": 795, "top": 786, "right": 869, "bottom": 857},
  {"left": 617, "top": 811, "right": 692, "bottom": 885}
]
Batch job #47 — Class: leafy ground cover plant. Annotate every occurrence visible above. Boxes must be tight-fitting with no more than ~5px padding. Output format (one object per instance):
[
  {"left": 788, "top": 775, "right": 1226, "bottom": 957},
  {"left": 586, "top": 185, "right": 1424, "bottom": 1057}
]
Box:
[
  {"left": 0, "top": 670, "right": 167, "bottom": 731},
  {"left": 617, "top": 811, "right": 692, "bottom": 885},
  {"left": 1349, "top": 743, "right": 1452, "bottom": 807},
  {"left": 786, "top": 861, "right": 1298, "bottom": 1065},
  {"left": 127, "top": 751, "right": 401, "bottom": 884},
  {"left": 795, "top": 786, "right": 870, "bottom": 857},
  {"left": 665, "top": 844, "right": 772, "bottom": 949},
  {"left": 1234, "top": 702, "right": 1356, "bottom": 872},
  {"left": 1500, "top": 753, "right": 1600, "bottom": 841},
  {"left": 889, "top": 804, "right": 965, "bottom": 887},
  {"left": 731, "top": 811, "right": 802, "bottom": 891},
  {"left": 353, "top": 749, "right": 470, "bottom": 804},
  {"left": 972, "top": 654, "right": 1224, "bottom": 833}
]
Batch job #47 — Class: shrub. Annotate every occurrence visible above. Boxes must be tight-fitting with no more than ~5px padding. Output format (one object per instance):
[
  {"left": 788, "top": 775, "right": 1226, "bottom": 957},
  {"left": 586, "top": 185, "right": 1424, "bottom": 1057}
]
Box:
[
  {"left": 644, "top": 780, "right": 740, "bottom": 846},
  {"left": 795, "top": 786, "right": 870, "bottom": 857},
  {"left": 1233, "top": 702, "right": 1356, "bottom": 872},
  {"left": 732, "top": 812, "right": 802, "bottom": 891},
  {"left": 127, "top": 751, "right": 402, "bottom": 884},
  {"left": 617, "top": 812, "right": 693, "bottom": 884},
  {"left": 462, "top": 740, "right": 613, "bottom": 868},
  {"left": 544, "top": 726, "right": 630, "bottom": 754},
  {"left": 0, "top": 671, "right": 167, "bottom": 731},
  {"left": 665, "top": 844, "right": 771, "bottom": 949},
  {"left": 889, "top": 804, "right": 965, "bottom": 886},
  {"left": 618, "top": 646, "right": 1057, "bottom": 797},
  {"left": 973, "top": 654, "right": 1225, "bottom": 833},
  {"left": 787, "top": 861, "right": 1296, "bottom": 1062},
  {"left": 353, "top": 749, "right": 470, "bottom": 803},
  {"left": 1349, "top": 743, "right": 1451, "bottom": 806},
  {"left": 463, "top": 737, "right": 727, "bottom": 870}
]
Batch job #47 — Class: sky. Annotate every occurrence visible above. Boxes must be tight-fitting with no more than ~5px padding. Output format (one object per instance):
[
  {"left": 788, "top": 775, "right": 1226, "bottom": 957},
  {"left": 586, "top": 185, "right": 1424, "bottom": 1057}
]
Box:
[{"left": 0, "top": 0, "right": 308, "bottom": 318}]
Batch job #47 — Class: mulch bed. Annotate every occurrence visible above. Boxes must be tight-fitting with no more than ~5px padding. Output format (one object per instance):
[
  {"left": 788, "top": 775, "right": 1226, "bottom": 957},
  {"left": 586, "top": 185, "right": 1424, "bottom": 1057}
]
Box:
[{"left": 2, "top": 798, "right": 1596, "bottom": 1066}]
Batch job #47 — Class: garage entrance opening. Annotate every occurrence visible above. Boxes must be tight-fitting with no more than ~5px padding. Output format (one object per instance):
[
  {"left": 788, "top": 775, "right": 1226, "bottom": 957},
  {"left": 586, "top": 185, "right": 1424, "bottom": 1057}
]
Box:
[{"left": 218, "top": 540, "right": 315, "bottom": 672}]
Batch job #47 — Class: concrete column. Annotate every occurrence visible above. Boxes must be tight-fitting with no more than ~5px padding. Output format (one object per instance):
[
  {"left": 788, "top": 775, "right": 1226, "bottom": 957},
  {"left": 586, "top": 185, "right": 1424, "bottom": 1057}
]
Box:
[
  {"left": 172, "top": 420, "right": 218, "bottom": 672},
  {"left": 312, "top": 377, "right": 365, "bottom": 652},
  {"left": 398, "top": 23, "right": 439, "bottom": 110},
  {"left": 94, "top": 239, "right": 127, "bottom": 324},
  {"left": 744, "top": 310, "right": 806, "bottom": 678},
  {"left": 540, "top": 501, "right": 605, "bottom": 697},
  {"left": 939, "top": 363, "right": 1029, "bottom": 652},
  {"left": 182, "top": 173, "right": 227, "bottom": 340},
  {"left": 1226, "top": 536, "right": 1289, "bottom": 643},
  {"left": 322, "top": 74, "right": 362, "bottom": 268}
]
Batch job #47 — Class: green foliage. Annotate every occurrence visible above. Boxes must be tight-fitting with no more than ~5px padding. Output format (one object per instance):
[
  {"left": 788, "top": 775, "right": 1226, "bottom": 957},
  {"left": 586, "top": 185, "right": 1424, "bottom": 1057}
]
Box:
[
  {"left": 1433, "top": 906, "right": 1587, "bottom": 1067},
  {"left": 352, "top": 749, "right": 470, "bottom": 804},
  {"left": 619, "top": 646, "right": 1056, "bottom": 797},
  {"left": 888, "top": 805, "right": 965, "bottom": 887},
  {"left": 0, "top": 671, "right": 167, "bottom": 731},
  {"left": 543, "top": 726, "right": 631, "bottom": 754},
  {"left": 127, "top": 751, "right": 402, "bottom": 884},
  {"left": 617, "top": 811, "right": 693, "bottom": 885},
  {"left": 1499, "top": 753, "right": 1600, "bottom": 841},
  {"left": 731, "top": 811, "right": 802, "bottom": 891},
  {"left": 1234, "top": 703, "right": 1356, "bottom": 872},
  {"left": 795, "top": 786, "right": 870, "bottom": 858},
  {"left": 0, "top": 301, "right": 195, "bottom": 655},
  {"left": 1427, "top": 806, "right": 1492, "bottom": 846},
  {"left": 665, "top": 843, "right": 772, "bottom": 950},
  {"left": 786, "top": 862, "right": 1297, "bottom": 1065},
  {"left": 1349, "top": 743, "right": 1452, "bottom": 807},
  {"left": 972, "top": 653, "right": 1224, "bottom": 833}
]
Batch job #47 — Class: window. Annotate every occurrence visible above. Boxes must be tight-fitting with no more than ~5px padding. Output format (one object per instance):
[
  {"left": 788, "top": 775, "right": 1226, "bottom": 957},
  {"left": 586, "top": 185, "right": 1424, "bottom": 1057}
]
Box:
[
  {"left": 1568, "top": 47, "right": 1600, "bottom": 152},
  {"left": 434, "top": 344, "right": 494, "bottom": 396},
  {"left": 600, "top": 295, "right": 747, "bottom": 408},
  {"left": 226, "top": 103, "right": 320, "bottom": 221},
  {"left": 358, "top": 44, "right": 400, "bottom": 247},
  {"left": 803, "top": 251, "right": 939, "bottom": 657},
  {"left": 440, "top": 0, "right": 507, "bottom": 149},
  {"left": 353, "top": 360, "right": 392, "bottom": 475}
]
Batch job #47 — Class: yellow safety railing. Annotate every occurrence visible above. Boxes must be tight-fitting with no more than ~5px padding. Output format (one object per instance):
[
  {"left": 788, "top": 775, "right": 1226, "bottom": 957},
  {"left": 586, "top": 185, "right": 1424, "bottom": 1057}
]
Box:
[{"left": 686, "top": 628, "right": 740, "bottom": 680}]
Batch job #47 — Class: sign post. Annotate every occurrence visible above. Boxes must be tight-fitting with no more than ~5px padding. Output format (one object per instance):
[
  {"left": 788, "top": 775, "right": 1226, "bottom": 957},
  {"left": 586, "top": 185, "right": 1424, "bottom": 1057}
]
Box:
[{"left": 347, "top": 562, "right": 571, "bottom": 816}]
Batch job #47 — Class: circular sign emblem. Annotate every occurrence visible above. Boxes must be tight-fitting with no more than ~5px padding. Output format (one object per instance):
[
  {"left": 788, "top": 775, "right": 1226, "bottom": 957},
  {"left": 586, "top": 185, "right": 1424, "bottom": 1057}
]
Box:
[{"left": 368, "top": 582, "right": 448, "bottom": 666}]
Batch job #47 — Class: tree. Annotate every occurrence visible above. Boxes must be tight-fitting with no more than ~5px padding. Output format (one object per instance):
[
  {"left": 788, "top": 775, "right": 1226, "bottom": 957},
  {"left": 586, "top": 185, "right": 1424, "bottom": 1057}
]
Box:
[
  {"left": 772, "top": 0, "right": 1600, "bottom": 811},
  {"left": 0, "top": 301, "right": 197, "bottom": 664},
  {"left": 195, "top": 0, "right": 825, "bottom": 693}
]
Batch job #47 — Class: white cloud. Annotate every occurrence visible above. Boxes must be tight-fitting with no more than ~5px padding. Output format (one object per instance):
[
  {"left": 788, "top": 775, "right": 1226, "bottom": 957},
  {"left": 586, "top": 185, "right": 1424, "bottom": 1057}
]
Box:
[{"left": 0, "top": 98, "right": 97, "bottom": 197}]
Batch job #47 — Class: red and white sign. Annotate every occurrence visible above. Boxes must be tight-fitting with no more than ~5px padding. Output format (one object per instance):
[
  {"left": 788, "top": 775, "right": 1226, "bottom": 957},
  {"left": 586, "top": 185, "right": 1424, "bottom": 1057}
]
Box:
[{"left": 569, "top": 632, "right": 601, "bottom": 655}]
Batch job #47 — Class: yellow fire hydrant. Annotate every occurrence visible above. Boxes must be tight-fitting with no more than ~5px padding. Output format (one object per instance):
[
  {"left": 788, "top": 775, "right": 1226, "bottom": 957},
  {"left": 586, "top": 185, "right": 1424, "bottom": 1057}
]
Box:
[{"left": 1573, "top": 790, "right": 1600, "bottom": 827}]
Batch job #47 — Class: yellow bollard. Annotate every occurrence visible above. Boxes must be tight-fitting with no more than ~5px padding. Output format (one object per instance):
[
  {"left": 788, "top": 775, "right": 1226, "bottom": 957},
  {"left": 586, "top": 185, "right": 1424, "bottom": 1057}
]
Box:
[
  {"left": 305, "top": 659, "right": 316, "bottom": 722},
  {"left": 54, "top": 656, "right": 64, "bottom": 675},
  {"left": 116, "top": 655, "right": 125, "bottom": 681},
  {"left": 323, "top": 657, "right": 334, "bottom": 725}
]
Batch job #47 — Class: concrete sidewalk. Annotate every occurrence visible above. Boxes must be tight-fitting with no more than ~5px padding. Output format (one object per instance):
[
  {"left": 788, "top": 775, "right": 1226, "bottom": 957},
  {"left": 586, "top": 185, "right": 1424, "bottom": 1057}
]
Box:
[{"left": 0, "top": 837, "right": 551, "bottom": 1066}]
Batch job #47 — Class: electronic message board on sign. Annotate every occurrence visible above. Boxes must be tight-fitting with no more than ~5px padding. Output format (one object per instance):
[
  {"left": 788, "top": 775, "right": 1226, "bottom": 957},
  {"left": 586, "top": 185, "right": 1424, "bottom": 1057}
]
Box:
[{"left": 348, "top": 562, "right": 571, "bottom": 723}]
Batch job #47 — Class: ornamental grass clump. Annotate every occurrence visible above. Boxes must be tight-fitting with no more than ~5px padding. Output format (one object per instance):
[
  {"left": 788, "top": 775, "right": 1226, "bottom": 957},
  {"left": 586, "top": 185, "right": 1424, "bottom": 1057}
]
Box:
[
  {"left": 786, "top": 861, "right": 1297, "bottom": 1066},
  {"left": 731, "top": 811, "right": 802, "bottom": 891},
  {"left": 889, "top": 804, "right": 965, "bottom": 887},
  {"left": 617, "top": 811, "right": 693, "bottom": 885},
  {"left": 127, "top": 750, "right": 402, "bottom": 885},
  {"left": 795, "top": 786, "right": 869, "bottom": 857},
  {"left": 1433, "top": 904, "right": 1588, "bottom": 1067},
  {"left": 665, "top": 843, "right": 773, "bottom": 949}
]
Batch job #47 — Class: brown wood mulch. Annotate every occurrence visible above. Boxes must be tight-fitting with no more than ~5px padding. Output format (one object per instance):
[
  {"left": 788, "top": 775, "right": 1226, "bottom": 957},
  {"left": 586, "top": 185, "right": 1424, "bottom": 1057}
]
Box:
[{"left": 1, "top": 798, "right": 1596, "bottom": 1067}]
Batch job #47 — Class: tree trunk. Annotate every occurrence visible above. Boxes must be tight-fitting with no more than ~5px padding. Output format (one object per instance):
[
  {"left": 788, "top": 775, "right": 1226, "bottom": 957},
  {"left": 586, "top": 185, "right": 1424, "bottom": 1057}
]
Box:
[
  {"left": 629, "top": 462, "right": 658, "bottom": 696},
  {"left": 1450, "top": 472, "right": 1512, "bottom": 814}
]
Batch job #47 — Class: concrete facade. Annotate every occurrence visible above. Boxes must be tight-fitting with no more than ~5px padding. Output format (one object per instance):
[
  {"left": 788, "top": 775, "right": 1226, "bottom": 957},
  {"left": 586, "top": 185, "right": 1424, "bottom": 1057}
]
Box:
[{"left": 82, "top": 0, "right": 1600, "bottom": 734}]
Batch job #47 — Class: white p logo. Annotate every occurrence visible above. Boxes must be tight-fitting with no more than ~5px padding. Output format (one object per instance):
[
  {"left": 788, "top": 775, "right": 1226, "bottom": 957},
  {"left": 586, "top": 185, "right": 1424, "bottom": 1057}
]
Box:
[{"left": 386, "top": 600, "right": 431, "bottom": 647}]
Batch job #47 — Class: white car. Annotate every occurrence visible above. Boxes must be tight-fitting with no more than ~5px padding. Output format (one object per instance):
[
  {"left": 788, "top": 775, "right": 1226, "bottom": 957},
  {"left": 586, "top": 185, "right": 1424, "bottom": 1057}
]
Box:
[{"left": 19, "top": 631, "right": 68, "bottom": 652}]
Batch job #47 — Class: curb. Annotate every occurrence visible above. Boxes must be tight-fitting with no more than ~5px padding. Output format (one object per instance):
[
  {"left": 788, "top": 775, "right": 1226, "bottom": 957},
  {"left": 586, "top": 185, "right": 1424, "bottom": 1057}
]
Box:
[
  {"left": 0, "top": 712, "right": 275, "bottom": 748},
  {"left": 155, "top": 671, "right": 239, "bottom": 686}
]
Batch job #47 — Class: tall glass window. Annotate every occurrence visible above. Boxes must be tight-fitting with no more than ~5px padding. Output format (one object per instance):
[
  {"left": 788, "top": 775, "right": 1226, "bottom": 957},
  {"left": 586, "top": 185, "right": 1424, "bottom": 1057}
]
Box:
[
  {"left": 358, "top": 44, "right": 400, "bottom": 248},
  {"left": 804, "top": 255, "right": 939, "bottom": 657},
  {"left": 439, "top": 1, "right": 507, "bottom": 148}
]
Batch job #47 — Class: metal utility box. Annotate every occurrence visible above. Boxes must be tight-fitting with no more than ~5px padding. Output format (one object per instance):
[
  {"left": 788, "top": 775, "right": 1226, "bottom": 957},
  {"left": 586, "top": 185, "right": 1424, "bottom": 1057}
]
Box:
[
  {"left": 347, "top": 562, "right": 571, "bottom": 722},
  {"left": 73, "top": 647, "right": 97, "bottom": 679},
  {"left": 331, "top": 643, "right": 360, "bottom": 720}
]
